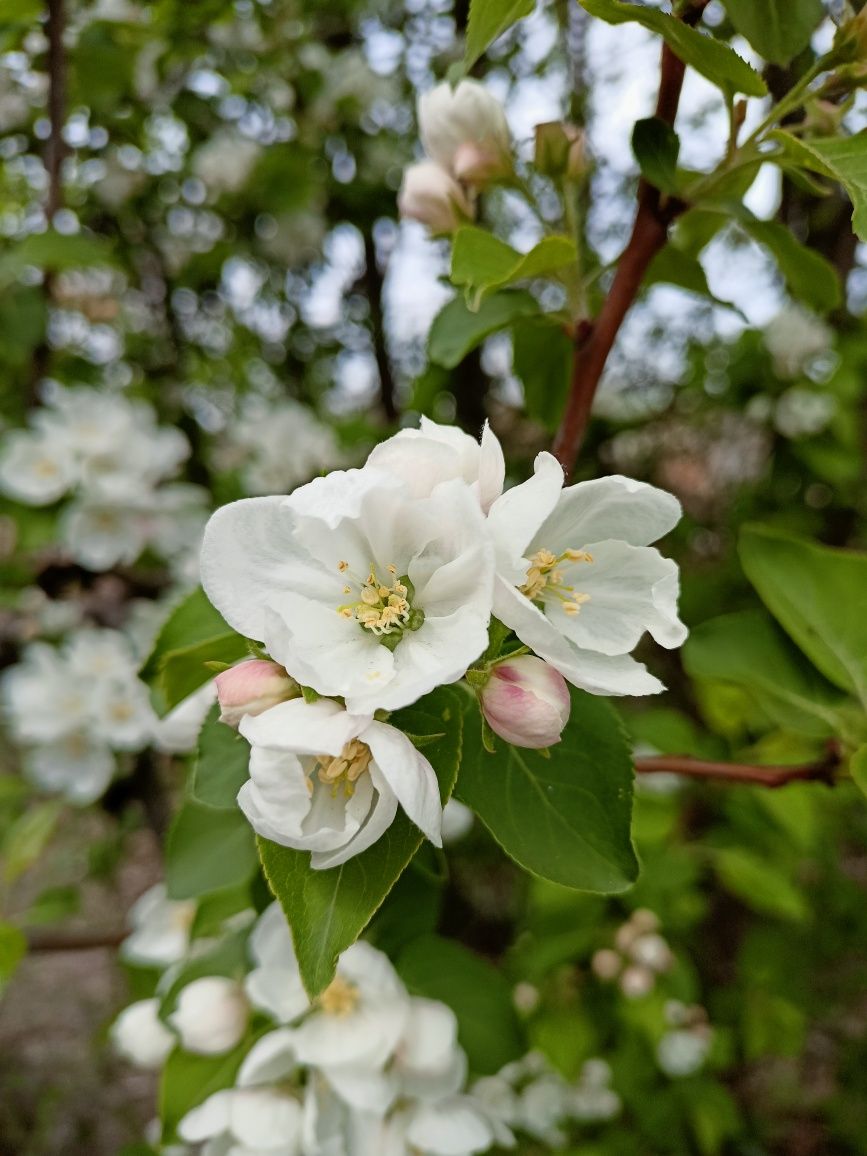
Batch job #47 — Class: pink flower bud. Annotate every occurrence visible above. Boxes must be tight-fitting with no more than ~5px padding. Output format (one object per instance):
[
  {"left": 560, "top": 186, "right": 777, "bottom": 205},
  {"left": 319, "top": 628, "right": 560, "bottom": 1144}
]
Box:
[
  {"left": 214, "top": 659, "right": 298, "bottom": 727},
  {"left": 480, "top": 655, "right": 570, "bottom": 749},
  {"left": 397, "top": 161, "right": 474, "bottom": 235}
]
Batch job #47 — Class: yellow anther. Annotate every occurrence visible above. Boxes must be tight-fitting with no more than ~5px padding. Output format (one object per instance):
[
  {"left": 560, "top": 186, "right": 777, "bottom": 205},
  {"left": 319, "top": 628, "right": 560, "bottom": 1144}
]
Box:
[
  {"left": 314, "top": 740, "right": 372, "bottom": 798},
  {"left": 319, "top": 975, "right": 360, "bottom": 1017},
  {"left": 521, "top": 546, "right": 594, "bottom": 609},
  {"left": 337, "top": 562, "right": 414, "bottom": 637},
  {"left": 338, "top": 560, "right": 349, "bottom": 572}
]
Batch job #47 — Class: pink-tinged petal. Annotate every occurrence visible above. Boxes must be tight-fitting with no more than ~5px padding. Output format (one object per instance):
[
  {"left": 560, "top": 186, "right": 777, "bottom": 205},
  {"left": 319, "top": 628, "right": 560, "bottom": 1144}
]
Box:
[
  {"left": 480, "top": 655, "right": 570, "bottom": 749},
  {"left": 363, "top": 721, "right": 443, "bottom": 845}
]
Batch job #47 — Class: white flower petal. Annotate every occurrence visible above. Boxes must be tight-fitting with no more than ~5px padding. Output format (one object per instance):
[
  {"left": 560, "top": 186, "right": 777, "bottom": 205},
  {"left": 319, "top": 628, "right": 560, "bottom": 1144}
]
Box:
[
  {"left": 537, "top": 475, "right": 681, "bottom": 551},
  {"left": 309, "top": 770, "right": 398, "bottom": 869},
  {"left": 406, "top": 1096, "right": 494, "bottom": 1156},
  {"left": 487, "top": 452, "right": 564, "bottom": 582},
  {"left": 478, "top": 420, "right": 506, "bottom": 512},
  {"left": 237, "top": 1029, "right": 299, "bottom": 1087},
  {"left": 240, "top": 698, "right": 367, "bottom": 756},
  {"left": 323, "top": 1064, "right": 398, "bottom": 1115},
  {"left": 363, "top": 721, "right": 442, "bottom": 846},
  {"left": 494, "top": 579, "right": 665, "bottom": 696},
  {"left": 229, "top": 1088, "right": 302, "bottom": 1149},
  {"left": 178, "top": 1090, "right": 234, "bottom": 1142}
]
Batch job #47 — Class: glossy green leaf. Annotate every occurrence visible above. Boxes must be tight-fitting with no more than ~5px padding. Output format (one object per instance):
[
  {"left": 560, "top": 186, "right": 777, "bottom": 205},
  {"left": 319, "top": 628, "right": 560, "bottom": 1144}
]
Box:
[
  {"left": 2, "top": 801, "right": 62, "bottom": 884},
  {"left": 771, "top": 130, "right": 867, "bottom": 243},
  {"left": 457, "top": 688, "right": 638, "bottom": 892},
  {"left": 428, "top": 290, "right": 539, "bottom": 369},
  {"left": 511, "top": 317, "right": 572, "bottom": 431},
  {"left": 397, "top": 934, "right": 525, "bottom": 1074},
  {"left": 683, "top": 609, "right": 848, "bottom": 738},
  {"left": 257, "top": 687, "right": 463, "bottom": 997},
  {"left": 464, "top": 0, "right": 534, "bottom": 71},
  {"left": 720, "top": 0, "right": 824, "bottom": 65},
  {"left": 579, "top": 0, "right": 767, "bottom": 98},
  {"left": 739, "top": 525, "right": 867, "bottom": 708},
  {"left": 191, "top": 706, "right": 251, "bottom": 810},
  {"left": 736, "top": 213, "right": 841, "bottom": 314},
  {"left": 451, "top": 227, "right": 576, "bottom": 305},
  {"left": 140, "top": 587, "right": 248, "bottom": 715},
  {"left": 0, "top": 230, "right": 116, "bottom": 287},
  {"left": 165, "top": 800, "right": 258, "bottom": 901},
  {"left": 632, "top": 117, "right": 680, "bottom": 194}
]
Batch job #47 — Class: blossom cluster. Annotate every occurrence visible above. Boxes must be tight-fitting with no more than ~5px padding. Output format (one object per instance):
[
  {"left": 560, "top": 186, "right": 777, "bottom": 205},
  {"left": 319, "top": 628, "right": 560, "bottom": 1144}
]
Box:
[
  {"left": 201, "top": 417, "right": 686, "bottom": 868},
  {"left": 112, "top": 890, "right": 619, "bottom": 1155},
  {"left": 1, "top": 627, "right": 210, "bottom": 803},
  {"left": 398, "top": 80, "right": 512, "bottom": 234},
  {"left": 0, "top": 385, "right": 208, "bottom": 573}
]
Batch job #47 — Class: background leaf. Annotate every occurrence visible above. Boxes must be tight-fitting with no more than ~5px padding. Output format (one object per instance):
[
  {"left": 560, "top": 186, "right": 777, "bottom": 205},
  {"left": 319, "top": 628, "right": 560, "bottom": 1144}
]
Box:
[
  {"left": 720, "top": 0, "right": 824, "bottom": 65},
  {"left": 428, "top": 291, "right": 540, "bottom": 369},
  {"left": 457, "top": 689, "right": 638, "bottom": 892},
  {"left": 190, "top": 706, "right": 251, "bottom": 810},
  {"left": 463, "top": 0, "right": 534, "bottom": 71},
  {"left": 165, "top": 800, "right": 259, "bottom": 900}
]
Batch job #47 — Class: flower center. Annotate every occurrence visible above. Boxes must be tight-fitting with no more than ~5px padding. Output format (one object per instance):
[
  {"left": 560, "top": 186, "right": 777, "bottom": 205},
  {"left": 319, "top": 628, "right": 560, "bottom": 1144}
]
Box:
[
  {"left": 313, "top": 738, "right": 372, "bottom": 799},
  {"left": 319, "top": 975, "right": 360, "bottom": 1017},
  {"left": 520, "top": 547, "right": 593, "bottom": 615},
  {"left": 336, "top": 561, "right": 425, "bottom": 648}
]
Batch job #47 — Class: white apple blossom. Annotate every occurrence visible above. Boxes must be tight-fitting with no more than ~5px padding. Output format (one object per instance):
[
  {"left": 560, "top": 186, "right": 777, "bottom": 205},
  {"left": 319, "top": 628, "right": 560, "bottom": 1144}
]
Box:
[
  {"left": 418, "top": 79, "right": 512, "bottom": 188},
  {"left": 486, "top": 454, "right": 687, "bottom": 696},
  {"left": 237, "top": 697, "right": 443, "bottom": 868},
  {"left": 110, "top": 998, "right": 176, "bottom": 1070},
  {"left": 200, "top": 466, "right": 495, "bottom": 714},
  {"left": 0, "top": 428, "right": 76, "bottom": 504},
  {"left": 178, "top": 1085, "right": 305, "bottom": 1156},
  {"left": 2, "top": 628, "right": 160, "bottom": 803},
  {"left": 121, "top": 883, "right": 196, "bottom": 969},
  {"left": 365, "top": 417, "right": 505, "bottom": 510},
  {"left": 169, "top": 975, "right": 249, "bottom": 1055},
  {"left": 244, "top": 902, "right": 310, "bottom": 1024},
  {"left": 398, "top": 160, "right": 475, "bottom": 234}
]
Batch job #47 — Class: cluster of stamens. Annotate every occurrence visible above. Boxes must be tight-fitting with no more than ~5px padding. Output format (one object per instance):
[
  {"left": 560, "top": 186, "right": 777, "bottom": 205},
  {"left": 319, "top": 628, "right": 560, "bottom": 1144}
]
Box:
[
  {"left": 521, "top": 547, "right": 593, "bottom": 615},
  {"left": 318, "top": 975, "right": 360, "bottom": 1016},
  {"left": 312, "top": 738, "right": 372, "bottom": 799},
  {"left": 336, "top": 561, "right": 425, "bottom": 648}
]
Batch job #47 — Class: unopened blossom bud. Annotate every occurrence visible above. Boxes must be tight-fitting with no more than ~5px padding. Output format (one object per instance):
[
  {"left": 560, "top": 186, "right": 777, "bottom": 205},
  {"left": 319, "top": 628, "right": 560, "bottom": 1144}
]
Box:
[
  {"left": 418, "top": 79, "right": 512, "bottom": 187},
  {"left": 214, "top": 659, "right": 298, "bottom": 727},
  {"left": 398, "top": 161, "right": 474, "bottom": 234},
  {"left": 534, "top": 121, "right": 586, "bottom": 180},
  {"left": 480, "top": 655, "right": 570, "bottom": 749},
  {"left": 630, "top": 932, "right": 673, "bottom": 973},
  {"left": 591, "top": 948, "right": 622, "bottom": 981},
  {"left": 619, "top": 965, "right": 654, "bottom": 999},
  {"left": 111, "top": 998, "right": 175, "bottom": 1069},
  {"left": 169, "top": 976, "right": 249, "bottom": 1055}
]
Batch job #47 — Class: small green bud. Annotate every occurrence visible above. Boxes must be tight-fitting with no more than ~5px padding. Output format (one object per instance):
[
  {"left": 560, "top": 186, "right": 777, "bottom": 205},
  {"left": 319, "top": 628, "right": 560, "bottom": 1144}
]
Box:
[
  {"left": 407, "top": 608, "right": 426, "bottom": 632},
  {"left": 534, "top": 121, "right": 586, "bottom": 180}
]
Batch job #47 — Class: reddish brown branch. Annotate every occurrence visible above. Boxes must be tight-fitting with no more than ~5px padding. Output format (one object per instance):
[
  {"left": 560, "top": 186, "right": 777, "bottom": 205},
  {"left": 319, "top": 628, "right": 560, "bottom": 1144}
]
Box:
[
  {"left": 552, "top": 4, "right": 710, "bottom": 476},
  {"left": 26, "top": 927, "right": 126, "bottom": 952},
  {"left": 634, "top": 750, "right": 839, "bottom": 789}
]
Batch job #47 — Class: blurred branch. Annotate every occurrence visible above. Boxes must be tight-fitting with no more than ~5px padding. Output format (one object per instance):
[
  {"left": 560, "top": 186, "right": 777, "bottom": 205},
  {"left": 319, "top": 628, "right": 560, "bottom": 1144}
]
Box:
[
  {"left": 634, "top": 747, "right": 840, "bottom": 789},
  {"left": 26, "top": 927, "right": 125, "bottom": 952},
  {"left": 552, "top": 2, "right": 710, "bottom": 476},
  {"left": 362, "top": 230, "right": 398, "bottom": 423}
]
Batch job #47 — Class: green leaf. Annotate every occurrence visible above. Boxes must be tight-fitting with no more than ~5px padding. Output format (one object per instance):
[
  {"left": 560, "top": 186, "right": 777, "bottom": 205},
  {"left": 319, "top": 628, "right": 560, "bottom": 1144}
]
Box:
[
  {"left": 850, "top": 745, "right": 867, "bottom": 799},
  {"left": 714, "top": 847, "right": 808, "bottom": 922},
  {"left": 457, "top": 688, "right": 638, "bottom": 892},
  {"left": 682, "top": 609, "right": 848, "bottom": 738},
  {"left": 191, "top": 706, "right": 251, "bottom": 810},
  {"left": 397, "top": 934, "right": 525, "bottom": 1074},
  {"left": 2, "top": 801, "right": 62, "bottom": 885},
  {"left": 643, "top": 245, "right": 745, "bottom": 316},
  {"left": 735, "top": 213, "right": 841, "bottom": 314},
  {"left": 140, "top": 587, "right": 248, "bottom": 715},
  {"left": 632, "top": 117, "right": 680, "bottom": 194},
  {"left": 739, "top": 525, "right": 867, "bottom": 708},
  {"left": 511, "top": 317, "right": 573, "bottom": 431},
  {"left": 579, "top": 0, "right": 767, "bottom": 98},
  {"left": 720, "top": 0, "right": 824, "bottom": 66},
  {"left": 0, "top": 230, "right": 116, "bottom": 288},
  {"left": 159, "top": 1038, "right": 253, "bottom": 1141},
  {"left": 451, "top": 228, "right": 577, "bottom": 306},
  {"left": 257, "top": 687, "right": 463, "bottom": 997},
  {"left": 770, "top": 130, "right": 867, "bottom": 243},
  {"left": 0, "top": 921, "right": 26, "bottom": 992},
  {"left": 428, "top": 290, "right": 539, "bottom": 369},
  {"left": 165, "top": 800, "right": 258, "bottom": 901},
  {"left": 464, "top": 0, "right": 534, "bottom": 71}
]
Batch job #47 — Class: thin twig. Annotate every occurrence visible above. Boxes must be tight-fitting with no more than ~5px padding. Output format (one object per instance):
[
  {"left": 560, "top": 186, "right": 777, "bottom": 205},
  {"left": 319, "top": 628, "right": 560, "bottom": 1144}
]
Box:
[
  {"left": 552, "top": 2, "right": 710, "bottom": 476},
  {"left": 26, "top": 927, "right": 126, "bottom": 952},
  {"left": 634, "top": 749, "right": 839, "bottom": 789}
]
